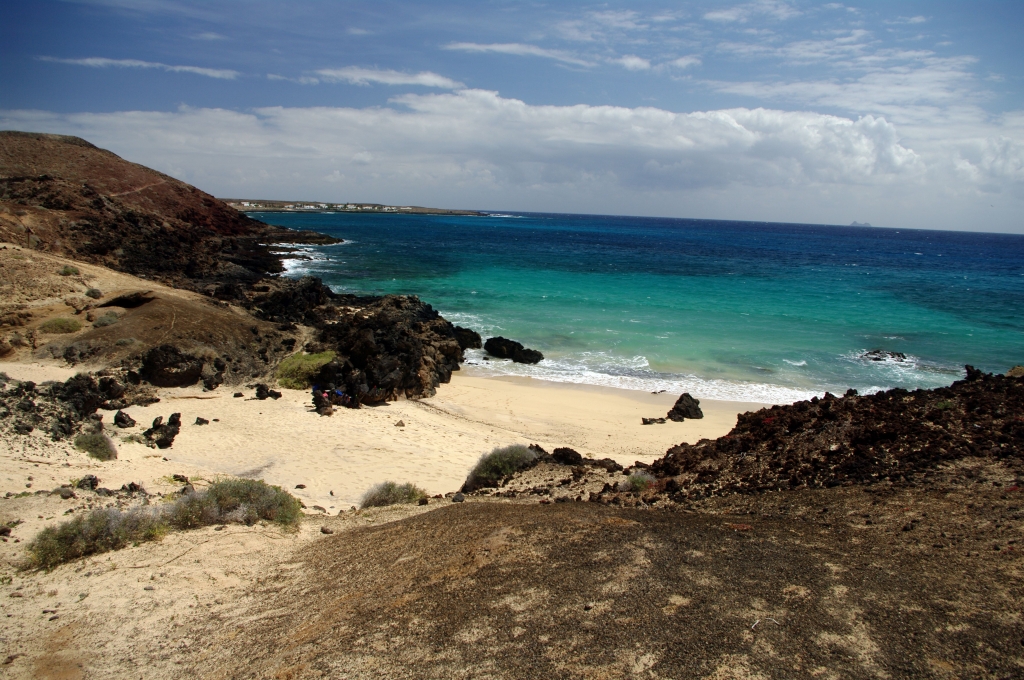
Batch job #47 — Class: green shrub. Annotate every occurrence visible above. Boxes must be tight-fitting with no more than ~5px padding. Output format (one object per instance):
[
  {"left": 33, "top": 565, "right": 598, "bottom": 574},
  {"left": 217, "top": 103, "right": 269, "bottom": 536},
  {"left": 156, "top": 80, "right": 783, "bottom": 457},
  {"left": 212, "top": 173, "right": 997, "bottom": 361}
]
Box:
[
  {"left": 74, "top": 433, "right": 117, "bottom": 461},
  {"left": 463, "top": 444, "right": 538, "bottom": 492},
  {"left": 115, "top": 337, "right": 136, "bottom": 346},
  {"left": 92, "top": 312, "right": 119, "bottom": 327},
  {"left": 275, "top": 351, "right": 336, "bottom": 389},
  {"left": 84, "top": 288, "right": 102, "bottom": 299},
  {"left": 360, "top": 481, "right": 428, "bottom": 509},
  {"left": 27, "top": 507, "right": 166, "bottom": 570},
  {"left": 25, "top": 479, "right": 301, "bottom": 569},
  {"left": 617, "top": 470, "right": 656, "bottom": 493},
  {"left": 58, "top": 265, "right": 79, "bottom": 276},
  {"left": 39, "top": 317, "right": 82, "bottom": 334}
]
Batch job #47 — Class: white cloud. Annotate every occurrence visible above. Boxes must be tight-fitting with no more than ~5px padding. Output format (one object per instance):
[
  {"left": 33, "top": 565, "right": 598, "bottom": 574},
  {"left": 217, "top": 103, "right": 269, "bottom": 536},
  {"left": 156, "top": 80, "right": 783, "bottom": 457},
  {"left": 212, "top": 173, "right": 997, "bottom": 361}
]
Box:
[
  {"left": 314, "top": 67, "right": 462, "bottom": 89},
  {"left": 444, "top": 43, "right": 591, "bottom": 67},
  {"left": 705, "top": 1, "right": 801, "bottom": 23},
  {"left": 38, "top": 56, "right": 239, "bottom": 79},
  {"left": 347, "top": 28, "right": 370, "bottom": 36},
  {"left": 4, "top": 92, "right": 1020, "bottom": 230},
  {"left": 192, "top": 32, "right": 226, "bottom": 41},
  {"left": 667, "top": 56, "right": 701, "bottom": 70},
  {"left": 612, "top": 55, "right": 651, "bottom": 71}
]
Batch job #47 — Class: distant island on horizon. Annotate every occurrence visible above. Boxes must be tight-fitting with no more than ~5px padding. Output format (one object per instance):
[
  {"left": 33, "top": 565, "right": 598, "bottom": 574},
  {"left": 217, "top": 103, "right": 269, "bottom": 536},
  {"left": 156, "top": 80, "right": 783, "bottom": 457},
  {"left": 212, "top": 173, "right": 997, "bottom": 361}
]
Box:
[{"left": 222, "top": 198, "right": 485, "bottom": 216}]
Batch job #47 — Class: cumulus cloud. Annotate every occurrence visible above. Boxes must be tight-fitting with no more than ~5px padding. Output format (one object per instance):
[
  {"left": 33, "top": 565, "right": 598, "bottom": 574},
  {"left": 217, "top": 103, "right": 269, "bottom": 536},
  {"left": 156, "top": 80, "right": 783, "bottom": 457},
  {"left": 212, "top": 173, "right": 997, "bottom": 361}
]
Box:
[
  {"left": 5, "top": 91, "right": 1021, "bottom": 229},
  {"left": 314, "top": 67, "right": 462, "bottom": 89},
  {"left": 611, "top": 55, "right": 651, "bottom": 71},
  {"left": 444, "top": 43, "right": 591, "bottom": 67},
  {"left": 667, "top": 56, "right": 702, "bottom": 70},
  {"left": 38, "top": 56, "right": 239, "bottom": 79}
]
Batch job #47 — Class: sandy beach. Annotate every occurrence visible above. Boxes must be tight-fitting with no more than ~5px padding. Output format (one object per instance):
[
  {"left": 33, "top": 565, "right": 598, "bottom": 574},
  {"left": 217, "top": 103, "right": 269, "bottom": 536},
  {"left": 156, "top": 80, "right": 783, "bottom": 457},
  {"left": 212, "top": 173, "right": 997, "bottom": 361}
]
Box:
[{"left": 0, "top": 360, "right": 769, "bottom": 508}]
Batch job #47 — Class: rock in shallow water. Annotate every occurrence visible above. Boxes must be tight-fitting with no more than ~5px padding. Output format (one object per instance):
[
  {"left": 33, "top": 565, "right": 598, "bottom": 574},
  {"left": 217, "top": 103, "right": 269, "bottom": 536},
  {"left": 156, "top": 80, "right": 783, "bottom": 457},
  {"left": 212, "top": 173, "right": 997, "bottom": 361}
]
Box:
[{"left": 483, "top": 336, "right": 543, "bottom": 364}]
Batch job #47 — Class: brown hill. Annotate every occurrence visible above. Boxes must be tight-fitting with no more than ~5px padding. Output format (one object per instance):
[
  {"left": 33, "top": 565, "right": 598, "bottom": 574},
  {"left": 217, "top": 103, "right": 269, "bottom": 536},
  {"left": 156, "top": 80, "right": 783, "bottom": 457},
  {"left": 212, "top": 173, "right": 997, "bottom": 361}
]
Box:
[{"left": 0, "top": 131, "right": 335, "bottom": 290}]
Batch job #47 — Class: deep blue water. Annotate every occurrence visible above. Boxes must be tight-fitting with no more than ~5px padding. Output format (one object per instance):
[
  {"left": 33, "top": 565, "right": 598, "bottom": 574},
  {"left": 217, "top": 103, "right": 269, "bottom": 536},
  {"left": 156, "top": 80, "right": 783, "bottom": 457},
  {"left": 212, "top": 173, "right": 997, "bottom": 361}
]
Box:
[{"left": 250, "top": 211, "right": 1024, "bottom": 403}]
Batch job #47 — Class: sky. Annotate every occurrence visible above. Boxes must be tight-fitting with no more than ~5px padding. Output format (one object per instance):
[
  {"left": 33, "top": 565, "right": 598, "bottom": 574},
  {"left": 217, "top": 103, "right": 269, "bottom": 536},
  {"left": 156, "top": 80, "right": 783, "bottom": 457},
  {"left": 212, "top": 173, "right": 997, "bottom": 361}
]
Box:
[{"left": 1, "top": 1, "right": 1023, "bottom": 232}]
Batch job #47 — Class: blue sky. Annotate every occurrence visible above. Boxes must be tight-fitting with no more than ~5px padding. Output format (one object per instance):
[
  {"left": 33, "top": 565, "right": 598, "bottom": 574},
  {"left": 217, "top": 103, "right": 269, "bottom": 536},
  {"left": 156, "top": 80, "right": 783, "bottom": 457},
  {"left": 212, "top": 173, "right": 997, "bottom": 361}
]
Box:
[{"left": 2, "top": 1, "right": 1023, "bottom": 232}]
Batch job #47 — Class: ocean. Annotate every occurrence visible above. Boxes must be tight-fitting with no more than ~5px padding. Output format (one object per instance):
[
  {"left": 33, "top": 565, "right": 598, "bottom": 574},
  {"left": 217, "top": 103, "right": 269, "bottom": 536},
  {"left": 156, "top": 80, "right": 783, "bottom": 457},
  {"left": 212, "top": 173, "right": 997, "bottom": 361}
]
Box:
[{"left": 249, "top": 211, "right": 1024, "bottom": 404}]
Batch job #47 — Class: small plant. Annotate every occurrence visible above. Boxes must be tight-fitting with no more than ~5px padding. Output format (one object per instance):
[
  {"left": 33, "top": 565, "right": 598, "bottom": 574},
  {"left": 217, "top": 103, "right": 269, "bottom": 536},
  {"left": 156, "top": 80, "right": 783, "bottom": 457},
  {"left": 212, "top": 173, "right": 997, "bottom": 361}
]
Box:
[
  {"left": 275, "top": 351, "right": 336, "bottom": 389},
  {"left": 59, "top": 265, "right": 80, "bottom": 276},
  {"left": 617, "top": 470, "right": 656, "bottom": 493},
  {"left": 115, "top": 337, "right": 136, "bottom": 346},
  {"left": 463, "top": 444, "right": 538, "bottom": 492},
  {"left": 25, "top": 479, "right": 301, "bottom": 569},
  {"left": 27, "top": 507, "right": 167, "bottom": 569},
  {"left": 92, "top": 312, "right": 119, "bottom": 327},
  {"left": 933, "top": 400, "right": 955, "bottom": 411},
  {"left": 84, "top": 288, "right": 102, "bottom": 299},
  {"left": 39, "top": 318, "right": 82, "bottom": 334},
  {"left": 73, "top": 433, "right": 117, "bottom": 461},
  {"left": 360, "top": 481, "right": 428, "bottom": 509}
]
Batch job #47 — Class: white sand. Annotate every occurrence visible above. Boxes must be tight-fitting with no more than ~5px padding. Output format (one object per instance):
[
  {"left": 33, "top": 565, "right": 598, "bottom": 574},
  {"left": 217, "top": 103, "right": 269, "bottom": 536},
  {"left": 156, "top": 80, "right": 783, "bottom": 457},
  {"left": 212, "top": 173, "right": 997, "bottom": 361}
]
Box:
[{"left": 0, "top": 361, "right": 770, "bottom": 509}]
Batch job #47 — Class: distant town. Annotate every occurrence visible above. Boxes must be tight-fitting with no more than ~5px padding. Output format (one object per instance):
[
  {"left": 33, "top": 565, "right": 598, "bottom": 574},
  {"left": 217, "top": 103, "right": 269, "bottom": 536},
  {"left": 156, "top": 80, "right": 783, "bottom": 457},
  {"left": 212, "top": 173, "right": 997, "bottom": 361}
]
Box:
[{"left": 221, "top": 199, "right": 484, "bottom": 216}]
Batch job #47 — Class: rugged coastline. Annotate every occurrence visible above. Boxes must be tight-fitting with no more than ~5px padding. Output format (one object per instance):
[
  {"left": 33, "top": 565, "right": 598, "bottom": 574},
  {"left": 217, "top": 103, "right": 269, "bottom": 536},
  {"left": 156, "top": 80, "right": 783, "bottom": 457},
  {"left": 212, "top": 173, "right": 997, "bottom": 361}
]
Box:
[{"left": 1, "top": 132, "right": 1022, "bottom": 678}]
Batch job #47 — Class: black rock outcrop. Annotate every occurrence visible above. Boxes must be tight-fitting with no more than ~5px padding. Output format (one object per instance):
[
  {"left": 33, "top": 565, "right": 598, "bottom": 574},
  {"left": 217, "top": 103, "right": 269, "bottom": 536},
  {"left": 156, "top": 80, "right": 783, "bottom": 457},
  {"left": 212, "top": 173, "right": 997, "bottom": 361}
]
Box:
[
  {"left": 140, "top": 345, "right": 205, "bottom": 388},
  {"left": 453, "top": 326, "right": 482, "bottom": 350},
  {"left": 667, "top": 393, "right": 703, "bottom": 421},
  {"left": 484, "top": 337, "right": 544, "bottom": 364}
]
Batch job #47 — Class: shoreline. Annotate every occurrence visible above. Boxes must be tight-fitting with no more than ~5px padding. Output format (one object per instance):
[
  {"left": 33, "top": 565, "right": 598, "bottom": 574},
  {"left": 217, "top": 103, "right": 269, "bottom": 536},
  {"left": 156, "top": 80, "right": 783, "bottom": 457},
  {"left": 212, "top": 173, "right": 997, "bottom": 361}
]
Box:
[{"left": 0, "top": 361, "right": 768, "bottom": 508}]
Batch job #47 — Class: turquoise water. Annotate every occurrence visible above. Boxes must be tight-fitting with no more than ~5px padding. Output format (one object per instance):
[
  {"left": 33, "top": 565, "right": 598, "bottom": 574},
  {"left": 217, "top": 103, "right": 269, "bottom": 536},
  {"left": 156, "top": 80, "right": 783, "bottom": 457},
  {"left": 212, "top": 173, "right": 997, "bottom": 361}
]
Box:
[{"left": 251, "top": 211, "right": 1024, "bottom": 403}]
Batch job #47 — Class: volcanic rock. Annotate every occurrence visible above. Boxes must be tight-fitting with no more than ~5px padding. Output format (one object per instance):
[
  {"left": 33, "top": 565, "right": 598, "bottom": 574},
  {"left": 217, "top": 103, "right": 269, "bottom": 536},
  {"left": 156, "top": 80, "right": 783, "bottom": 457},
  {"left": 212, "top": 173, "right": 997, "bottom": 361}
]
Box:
[
  {"left": 114, "top": 410, "right": 136, "bottom": 428},
  {"left": 861, "top": 349, "right": 908, "bottom": 362},
  {"left": 140, "top": 345, "right": 205, "bottom": 387},
  {"left": 667, "top": 393, "right": 703, "bottom": 421},
  {"left": 552, "top": 447, "right": 583, "bottom": 466},
  {"left": 453, "top": 326, "right": 482, "bottom": 350},
  {"left": 483, "top": 336, "right": 544, "bottom": 364}
]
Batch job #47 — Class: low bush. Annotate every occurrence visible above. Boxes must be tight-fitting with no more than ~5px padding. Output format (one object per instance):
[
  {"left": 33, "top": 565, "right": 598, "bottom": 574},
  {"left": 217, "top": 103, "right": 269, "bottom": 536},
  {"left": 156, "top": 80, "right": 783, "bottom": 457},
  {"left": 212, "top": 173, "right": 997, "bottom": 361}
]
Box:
[
  {"left": 115, "top": 337, "right": 136, "bottom": 346},
  {"left": 26, "top": 479, "right": 301, "bottom": 569},
  {"left": 463, "top": 444, "right": 538, "bottom": 492},
  {"left": 84, "top": 288, "right": 102, "bottom": 299},
  {"left": 39, "top": 318, "right": 82, "bottom": 334},
  {"left": 28, "top": 507, "right": 166, "bottom": 570},
  {"left": 74, "top": 432, "right": 117, "bottom": 461},
  {"left": 58, "top": 265, "right": 79, "bottom": 276},
  {"left": 360, "top": 481, "right": 428, "bottom": 508},
  {"left": 92, "top": 312, "right": 119, "bottom": 327},
  {"left": 617, "top": 470, "right": 656, "bottom": 493},
  {"left": 276, "top": 351, "right": 336, "bottom": 389}
]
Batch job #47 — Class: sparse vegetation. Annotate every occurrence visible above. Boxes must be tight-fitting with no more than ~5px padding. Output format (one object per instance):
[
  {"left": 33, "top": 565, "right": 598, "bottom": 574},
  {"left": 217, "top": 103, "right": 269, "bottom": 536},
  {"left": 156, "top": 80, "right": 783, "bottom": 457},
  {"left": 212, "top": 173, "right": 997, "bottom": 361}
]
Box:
[
  {"left": 463, "top": 444, "right": 538, "bottom": 491},
  {"left": 39, "top": 317, "right": 82, "bottom": 334},
  {"left": 617, "top": 470, "right": 656, "bottom": 493},
  {"left": 26, "top": 479, "right": 301, "bottom": 569},
  {"left": 73, "top": 433, "right": 117, "bottom": 461},
  {"left": 92, "top": 312, "right": 119, "bottom": 327},
  {"left": 115, "top": 337, "right": 136, "bottom": 346},
  {"left": 28, "top": 507, "right": 167, "bottom": 569},
  {"left": 360, "top": 481, "right": 428, "bottom": 508},
  {"left": 84, "top": 287, "right": 102, "bottom": 299},
  {"left": 276, "top": 351, "right": 336, "bottom": 389},
  {"left": 59, "top": 265, "right": 80, "bottom": 276}
]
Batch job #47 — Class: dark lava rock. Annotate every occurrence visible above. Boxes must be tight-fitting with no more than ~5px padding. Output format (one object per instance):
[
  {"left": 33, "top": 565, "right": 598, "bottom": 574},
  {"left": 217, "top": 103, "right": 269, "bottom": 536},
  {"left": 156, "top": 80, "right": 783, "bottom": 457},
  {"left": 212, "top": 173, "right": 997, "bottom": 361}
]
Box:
[
  {"left": 642, "top": 417, "right": 667, "bottom": 425},
  {"left": 144, "top": 413, "right": 181, "bottom": 449},
  {"left": 114, "top": 410, "right": 136, "bottom": 428},
  {"left": 75, "top": 475, "right": 99, "bottom": 490},
  {"left": 53, "top": 487, "right": 76, "bottom": 500},
  {"left": 321, "top": 526, "right": 334, "bottom": 535},
  {"left": 588, "top": 458, "right": 624, "bottom": 473},
  {"left": 648, "top": 366, "right": 1024, "bottom": 499},
  {"left": 667, "top": 393, "right": 703, "bottom": 421},
  {"left": 861, "top": 349, "right": 908, "bottom": 362},
  {"left": 195, "top": 417, "right": 209, "bottom": 425},
  {"left": 13, "top": 422, "right": 32, "bottom": 435},
  {"left": 418, "top": 497, "right": 429, "bottom": 506},
  {"left": 295, "top": 484, "right": 306, "bottom": 489},
  {"left": 452, "top": 492, "right": 466, "bottom": 503},
  {"left": 121, "top": 482, "right": 144, "bottom": 494},
  {"left": 255, "top": 384, "right": 270, "bottom": 400},
  {"left": 140, "top": 345, "right": 204, "bottom": 387},
  {"left": 233, "top": 392, "right": 244, "bottom": 398},
  {"left": 172, "top": 474, "right": 189, "bottom": 483},
  {"left": 268, "top": 389, "right": 282, "bottom": 399},
  {"left": 552, "top": 447, "right": 584, "bottom": 466},
  {"left": 484, "top": 337, "right": 544, "bottom": 364},
  {"left": 453, "top": 326, "right": 482, "bottom": 350}
]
